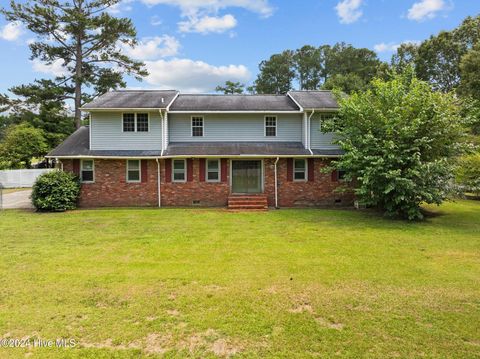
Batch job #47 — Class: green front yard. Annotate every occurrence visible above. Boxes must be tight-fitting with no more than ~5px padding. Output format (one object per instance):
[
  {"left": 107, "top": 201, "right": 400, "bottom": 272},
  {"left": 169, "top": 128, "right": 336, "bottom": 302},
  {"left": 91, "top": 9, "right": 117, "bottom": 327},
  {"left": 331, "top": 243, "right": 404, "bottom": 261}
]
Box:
[{"left": 0, "top": 201, "right": 479, "bottom": 358}]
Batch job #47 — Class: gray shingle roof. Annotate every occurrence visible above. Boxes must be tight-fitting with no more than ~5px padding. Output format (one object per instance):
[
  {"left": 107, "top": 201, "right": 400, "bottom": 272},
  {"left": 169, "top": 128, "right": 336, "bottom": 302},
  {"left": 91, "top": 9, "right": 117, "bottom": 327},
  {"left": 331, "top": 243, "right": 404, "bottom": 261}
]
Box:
[
  {"left": 82, "top": 90, "right": 179, "bottom": 109},
  {"left": 164, "top": 142, "right": 310, "bottom": 156},
  {"left": 169, "top": 94, "right": 300, "bottom": 112},
  {"left": 288, "top": 91, "right": 339, "bottom": 109},
  {"left": 47, "top": 126, "right": 163, "bottom": 157}
]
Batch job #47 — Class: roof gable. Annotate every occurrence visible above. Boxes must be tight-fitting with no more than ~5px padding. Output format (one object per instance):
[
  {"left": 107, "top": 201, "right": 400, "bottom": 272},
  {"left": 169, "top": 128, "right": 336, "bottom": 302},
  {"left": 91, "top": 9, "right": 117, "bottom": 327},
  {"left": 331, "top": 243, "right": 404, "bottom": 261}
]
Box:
[{"left": 288, "top": 91, "right": 339, "bottom": 110}]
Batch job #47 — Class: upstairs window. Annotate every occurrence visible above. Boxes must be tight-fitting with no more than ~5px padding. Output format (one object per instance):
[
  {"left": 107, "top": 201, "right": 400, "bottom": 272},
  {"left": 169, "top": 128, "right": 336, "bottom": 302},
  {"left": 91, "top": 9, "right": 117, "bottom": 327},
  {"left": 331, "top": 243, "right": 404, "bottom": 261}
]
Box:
[
  {"left": 206, "top": 159, "right": 220, "bottom": 182},
  {"left": 294, "top": 159, "right": 307, "bottom": 181},
  {"left": 265, "top": 116, "right": 277, "bottom": 137},
  {"left": 173, "top": 159, "right": 186, "bottom": 182},
  {"left": 136, "top": 113, "right": 149, "bottom": 132},
  {"left": 123, "top": 113, "right": 149, "bottom": 132},
  {"left": 127, "top": 160, "right": 141, "bottom": 182},
  {"left": 81, "top": 159, "right": 94, "bottom": 183},
  {"left": 123, "top": 113, "right": 135, "bottom": 132},
  {"left": 192, "top": 116, "right": 204, "bottom": 137}
]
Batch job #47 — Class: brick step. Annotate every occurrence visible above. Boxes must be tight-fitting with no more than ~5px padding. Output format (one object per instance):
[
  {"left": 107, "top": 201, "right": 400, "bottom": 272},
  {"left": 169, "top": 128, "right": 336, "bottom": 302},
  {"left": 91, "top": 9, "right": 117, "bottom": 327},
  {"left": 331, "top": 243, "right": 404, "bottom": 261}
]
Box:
[
  {"left": 228, "top": 200, "right": 268, "bottom": 206},
  {"left": 228, "top": 204, "right": 268, "bottom": 209},
  {"left": 228, "top": 196, "right": 267, "bottom": 201}
]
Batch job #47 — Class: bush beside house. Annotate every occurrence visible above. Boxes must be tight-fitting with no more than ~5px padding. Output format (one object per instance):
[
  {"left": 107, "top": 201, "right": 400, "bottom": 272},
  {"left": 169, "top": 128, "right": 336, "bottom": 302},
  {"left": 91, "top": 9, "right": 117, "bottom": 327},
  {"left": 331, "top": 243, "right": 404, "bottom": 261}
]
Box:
[{"left": 31, "top": 170, "right": 80, "bottom": 211}]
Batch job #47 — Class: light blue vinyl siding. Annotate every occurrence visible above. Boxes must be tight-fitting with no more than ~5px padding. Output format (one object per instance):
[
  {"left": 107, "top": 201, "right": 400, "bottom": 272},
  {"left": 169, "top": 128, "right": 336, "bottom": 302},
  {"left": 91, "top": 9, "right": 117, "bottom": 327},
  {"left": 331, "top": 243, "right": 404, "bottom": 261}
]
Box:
[
  {"left": 169, "top": 113, "right": 302, "bottom": 142},
  {"left": 310, "top": 116, "right": 340, "bottom": 149},
  {"left": 90, "top": 112, "right": 162, "bottom": 150}
]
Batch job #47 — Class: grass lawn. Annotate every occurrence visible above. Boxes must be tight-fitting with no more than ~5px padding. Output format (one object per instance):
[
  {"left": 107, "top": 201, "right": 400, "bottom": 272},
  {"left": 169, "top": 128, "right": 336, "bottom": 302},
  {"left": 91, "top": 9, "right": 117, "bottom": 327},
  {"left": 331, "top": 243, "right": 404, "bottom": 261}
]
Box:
[
  {"left": 1, "top": 188, "right": 31, "bottom": 195},
  {"left": 0, "top": 201, "right": 479, "bottom": 358}
]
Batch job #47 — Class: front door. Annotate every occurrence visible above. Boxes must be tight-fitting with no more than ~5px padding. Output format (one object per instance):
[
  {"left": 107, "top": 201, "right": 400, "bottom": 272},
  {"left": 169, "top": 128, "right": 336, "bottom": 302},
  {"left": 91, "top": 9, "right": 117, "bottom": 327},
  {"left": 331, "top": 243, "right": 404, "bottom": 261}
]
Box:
[{"left": 231, "top": 160, "right": 262, "bottom": 194}]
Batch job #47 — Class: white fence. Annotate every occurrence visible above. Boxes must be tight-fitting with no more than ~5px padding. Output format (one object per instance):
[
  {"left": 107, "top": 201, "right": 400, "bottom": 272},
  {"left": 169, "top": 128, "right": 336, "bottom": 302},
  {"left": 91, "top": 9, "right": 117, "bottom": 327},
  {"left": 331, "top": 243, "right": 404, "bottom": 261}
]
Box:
[{"left": 0, "top": 168, "right": 55, "bottom": 188}]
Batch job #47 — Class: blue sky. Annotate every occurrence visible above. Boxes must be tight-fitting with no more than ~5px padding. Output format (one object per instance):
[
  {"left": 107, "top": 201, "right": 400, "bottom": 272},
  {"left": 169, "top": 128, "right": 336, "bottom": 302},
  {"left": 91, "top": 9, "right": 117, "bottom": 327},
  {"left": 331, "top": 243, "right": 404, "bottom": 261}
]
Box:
[{"left": 0, "top": 0, "right": 479, "bottom": 94}]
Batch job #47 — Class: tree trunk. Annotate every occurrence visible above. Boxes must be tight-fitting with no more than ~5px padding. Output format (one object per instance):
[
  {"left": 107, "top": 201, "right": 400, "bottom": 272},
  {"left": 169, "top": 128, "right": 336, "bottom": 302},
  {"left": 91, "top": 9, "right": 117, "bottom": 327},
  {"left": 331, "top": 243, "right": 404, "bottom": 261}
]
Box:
[{"left": 74, "top": 1, "right": 84, "bottom": 129}]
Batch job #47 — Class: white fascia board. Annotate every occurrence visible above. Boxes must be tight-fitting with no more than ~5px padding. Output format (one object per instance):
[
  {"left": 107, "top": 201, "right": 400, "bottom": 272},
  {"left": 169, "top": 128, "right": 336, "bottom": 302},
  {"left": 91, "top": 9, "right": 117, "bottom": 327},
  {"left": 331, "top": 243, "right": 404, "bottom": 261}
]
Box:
[
  {"left": 286, "top": 92, "right": 304, "bottom": 112},
  {"left": 167, "top": 111, "right": 302, "bottom": 114},
  {"left": 80, "top": 108, "right": 165, "bottom": 112},
  {"left": 166, "top": 92, "right": 180, "bottom": 111},
  {"left": 46, "top": 154, "right": 342, "bottom": 159}
]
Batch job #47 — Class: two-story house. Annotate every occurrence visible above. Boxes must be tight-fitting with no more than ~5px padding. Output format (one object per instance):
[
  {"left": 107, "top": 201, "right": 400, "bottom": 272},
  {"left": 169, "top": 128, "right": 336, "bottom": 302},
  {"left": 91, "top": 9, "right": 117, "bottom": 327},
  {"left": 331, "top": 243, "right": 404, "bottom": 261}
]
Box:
[{"left": 47, "top": 90, "right": 353, "bottom": 209}]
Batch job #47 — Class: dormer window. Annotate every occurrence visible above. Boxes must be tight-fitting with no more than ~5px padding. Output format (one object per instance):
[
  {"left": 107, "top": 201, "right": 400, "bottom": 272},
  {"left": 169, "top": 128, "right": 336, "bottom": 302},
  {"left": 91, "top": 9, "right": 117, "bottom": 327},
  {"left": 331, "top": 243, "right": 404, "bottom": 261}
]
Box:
[
  {"left": 265, "top": 116, "right": 276, "bottom": 137},
  {"left": 192, "top": 116, "right": 204, "bottom": 137},
  {"left": 123, "top": 113, "right": 149, "bottom": 132}
]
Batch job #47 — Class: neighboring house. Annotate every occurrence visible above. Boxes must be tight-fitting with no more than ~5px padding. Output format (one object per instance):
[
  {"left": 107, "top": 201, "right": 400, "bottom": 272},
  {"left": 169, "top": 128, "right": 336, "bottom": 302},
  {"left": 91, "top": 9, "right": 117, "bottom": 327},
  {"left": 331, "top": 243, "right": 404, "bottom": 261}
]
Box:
[{"left": 46, "top": 90, "right": 352, "bottom": 208}]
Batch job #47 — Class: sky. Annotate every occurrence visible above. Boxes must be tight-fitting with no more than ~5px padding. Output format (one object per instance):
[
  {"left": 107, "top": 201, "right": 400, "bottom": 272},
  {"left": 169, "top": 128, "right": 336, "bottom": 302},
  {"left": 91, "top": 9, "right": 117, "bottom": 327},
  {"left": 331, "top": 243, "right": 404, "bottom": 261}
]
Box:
[{"left": 0, "top": 0, "right": 479, "bottom": 95}]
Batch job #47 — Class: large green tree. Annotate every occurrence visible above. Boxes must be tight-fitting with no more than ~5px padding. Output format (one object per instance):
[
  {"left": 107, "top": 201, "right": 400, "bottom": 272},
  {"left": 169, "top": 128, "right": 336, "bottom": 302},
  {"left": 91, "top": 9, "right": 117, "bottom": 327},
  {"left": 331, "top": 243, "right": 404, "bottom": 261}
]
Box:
[
  {"left": 411, "top": 15, "right": 480, "bottom": 92},
  {"left": 293, "top": 45, "right": 324, "bottom": 90},
  {"left": 330, "top": 70, "right": 466, "bottom": 220},
  {"left": 458, "top": 43, "right": 480, "bottom": 99},
  {"left": 2, "top": 0, "right": 148, "bottom": 128},
  {"left": 253, "top": 51, "right": 295, "bottom": 94},
  {"left": 0, "top": 123, "right": 48, "bottom": 169}
]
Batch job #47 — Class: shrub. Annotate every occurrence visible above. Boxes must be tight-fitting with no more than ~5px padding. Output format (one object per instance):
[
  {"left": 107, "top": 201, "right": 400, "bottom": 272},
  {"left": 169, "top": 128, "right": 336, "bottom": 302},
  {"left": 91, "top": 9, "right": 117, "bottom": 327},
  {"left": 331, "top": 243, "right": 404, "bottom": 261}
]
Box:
[
  {"left": 330, "top": 69, "right": 466, "bottom": 220},
  {"left": 31, "top": 170, "right": 80, "bottom": 211},
  {"left": 456, "top": 153, "right": 480, "bottom": 196}
]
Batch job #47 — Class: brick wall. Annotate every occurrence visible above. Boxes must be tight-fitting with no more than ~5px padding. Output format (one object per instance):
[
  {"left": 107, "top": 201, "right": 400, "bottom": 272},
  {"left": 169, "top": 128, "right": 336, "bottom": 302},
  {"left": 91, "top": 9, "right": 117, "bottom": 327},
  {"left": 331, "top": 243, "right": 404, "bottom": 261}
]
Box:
[{"left": 61, "top": 157, "right": 353, "bottom": 208}]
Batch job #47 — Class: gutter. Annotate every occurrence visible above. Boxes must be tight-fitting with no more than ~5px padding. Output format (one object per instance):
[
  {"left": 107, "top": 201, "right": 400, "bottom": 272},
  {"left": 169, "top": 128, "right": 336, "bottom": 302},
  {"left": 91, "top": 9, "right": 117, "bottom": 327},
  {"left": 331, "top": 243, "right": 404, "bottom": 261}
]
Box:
[
  {"left": 45, "top": 154, "right": 343, "bottom": 159},
  {"left": 274, "top": 157, "right": 279, "bottom": 209}
]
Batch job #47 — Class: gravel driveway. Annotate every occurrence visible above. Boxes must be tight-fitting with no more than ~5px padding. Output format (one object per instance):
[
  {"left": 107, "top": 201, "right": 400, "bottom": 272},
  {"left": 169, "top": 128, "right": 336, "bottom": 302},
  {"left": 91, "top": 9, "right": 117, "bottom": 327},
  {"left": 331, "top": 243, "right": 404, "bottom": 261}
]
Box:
[{"left": 1, "top": 189, "right": 33, "bottom": 209}]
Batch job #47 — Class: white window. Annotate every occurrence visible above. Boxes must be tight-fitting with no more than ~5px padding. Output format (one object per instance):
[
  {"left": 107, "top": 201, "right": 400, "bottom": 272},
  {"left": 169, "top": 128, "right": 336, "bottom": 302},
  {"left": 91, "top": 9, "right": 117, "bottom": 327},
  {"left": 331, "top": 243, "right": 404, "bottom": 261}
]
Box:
[
  {"left": 127, "top": 160, "right": 141, "bottom": 182},
  {"left": 192, "top": 116, "right": 204, "bottom": 137},
  {"left": 206, "top": 159, "right": 220, "bottom": 182},
  {"left": 123, "top": 113, "right": 135, "bottom": 132},
  {"left": 265, "top": 116, "right": 276, "bottom": 137},
  {"left": 173, "top": 159, "right": 186, "bottom": 182},
  {"left": 136, "top": 113, "right": 149, "bottom": 132},
  {"left": 123, "top": 113, "right": 149, "bottom": 132},
  {"left": 81, "top": 159, "right": 94, "bottom": 183},
  {"left": 294, "top": 159, "right": 307, "bottom": 181}
]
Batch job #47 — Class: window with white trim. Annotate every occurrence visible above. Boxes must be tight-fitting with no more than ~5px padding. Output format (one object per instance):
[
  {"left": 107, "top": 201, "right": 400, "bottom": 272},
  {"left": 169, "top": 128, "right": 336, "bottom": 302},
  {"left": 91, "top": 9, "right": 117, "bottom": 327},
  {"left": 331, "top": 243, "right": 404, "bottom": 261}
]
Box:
[
  {"left": 127, "top": 160, "right": 141, "bottom": 182},
  {"left": 265, "top": 116, "right": 276, "bottom": 137},
  {"left": 192, "top": 116, "right": 203, "bottom": 137},
  {"left": 294, "top": 159, "right": 307, "bottom": 181},
  {"left": 173, "top": 159, "right": 186, "bottom": 182},
  {"left": 136, "top": 113, "right": 149, "bottom": 132},
  {"left": 123, "top": 113, "right": 135, "bottom": 132},
  {"left": 81, "top": 159, "right": 94, "bottom": 183},
  {"left": 123, "top": 113, "right": 149, "bottom": 132},
  {"left": 206, "top": 159, "right": 220, "bottom": 182}
]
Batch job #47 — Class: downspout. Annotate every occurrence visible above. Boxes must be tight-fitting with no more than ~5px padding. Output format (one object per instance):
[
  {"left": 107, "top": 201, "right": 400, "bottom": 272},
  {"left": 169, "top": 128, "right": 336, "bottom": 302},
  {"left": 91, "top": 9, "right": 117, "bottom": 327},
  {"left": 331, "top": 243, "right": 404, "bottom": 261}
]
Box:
[
  {"left": 156, "top": 158, "right": 161, "bottom": 208},
  {"left": 274, "top": 157, "right": 279, "bottom": 209},
  {"left": 307, "top": 110, "right": 315, "bottom": 156}
]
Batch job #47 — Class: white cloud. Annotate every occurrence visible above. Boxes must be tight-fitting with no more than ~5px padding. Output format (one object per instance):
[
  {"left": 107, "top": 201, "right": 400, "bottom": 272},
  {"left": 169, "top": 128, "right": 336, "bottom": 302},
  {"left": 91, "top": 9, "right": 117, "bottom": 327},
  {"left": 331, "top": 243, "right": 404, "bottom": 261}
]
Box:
[
  {"left": 122, "top": 35, "right": 180, "bottom": 60},
  {"left": 144, "top": 58, "right": 250, "bottom": 92},
  {"left": 32, "top": 59, "right": 68, "bottom": 77},
  {"left": 407, "top": 0, "right": 447, "bottom": 21},
  {"left": 335, "top": 0, "right": 363, "bottom": 24},
  {"left": 151, "top": 15, "right": 163, "bottom": 26},
  {"left": 0, "top": 22, "right": 24, "bottom": 41},
  {"left": 108, "top": 0, "right": 134, "bottom": 14},
  {"left": 140, "top": 0, "right": 273, "bottom": 17},
  {"left": 179, "top": 14, "right": 237, "bottom": 34},
  {"left": 374, "top": 40, "right": 420, "bottom": 53},
  {"left": 139, "top": 0, "right": 273, "bottom": 33}
]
